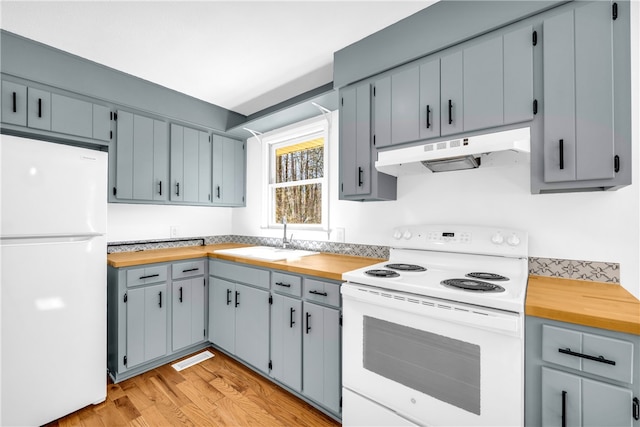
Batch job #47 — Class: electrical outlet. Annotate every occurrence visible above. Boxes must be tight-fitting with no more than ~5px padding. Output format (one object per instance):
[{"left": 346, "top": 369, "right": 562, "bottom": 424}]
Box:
[
  {"left": 170, "top": 226, "right": 179, "bottom": 238},
  {"left": 335, "top": 227, "right": 345, "bottom": 243}
]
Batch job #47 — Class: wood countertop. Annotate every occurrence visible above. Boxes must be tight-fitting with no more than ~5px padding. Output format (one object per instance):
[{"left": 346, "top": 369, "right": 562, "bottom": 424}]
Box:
[
  {"left": 525, "top": 275, "right": 640, "bottom": 335},
  {"left": 108, "top": 244, "right": 383, "bottom": 281}
]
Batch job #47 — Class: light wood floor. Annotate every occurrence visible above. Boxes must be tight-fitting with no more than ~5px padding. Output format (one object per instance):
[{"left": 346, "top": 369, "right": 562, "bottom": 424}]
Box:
[{"left": 45, "top": 347, "right": 341, "bottom": 426}]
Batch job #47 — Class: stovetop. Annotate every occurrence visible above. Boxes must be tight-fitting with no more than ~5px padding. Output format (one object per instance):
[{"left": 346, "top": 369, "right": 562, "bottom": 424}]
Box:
[{"left": 342, "top": 225, "right": 529, "bottom": 313}]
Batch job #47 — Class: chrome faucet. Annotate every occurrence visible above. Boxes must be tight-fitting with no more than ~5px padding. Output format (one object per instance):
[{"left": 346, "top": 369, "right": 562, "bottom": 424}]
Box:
[{"left": 282, "top": 217, "right": 293, "bottom": 249}]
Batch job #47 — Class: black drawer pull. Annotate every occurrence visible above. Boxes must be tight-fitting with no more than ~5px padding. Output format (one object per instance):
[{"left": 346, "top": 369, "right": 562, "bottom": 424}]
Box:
[
  {"left": 561, "top": 390, "right": 567, "bottom": 427},
  {"left": 139, "top": 273, "right": 160, "bottom": 280},
  {"left": 12, "top": 91, "right": 16, "bottom": 113},
  {"left": 448, "top": 99, "right": 453, "bottom": 125},
  {"left": 290, "top": 307, "right": 296, "bottom": 328},
  {"left": 158, "top": 180, "right": 162, "bottom": 196},
  {"left": 158, "top": 291, "right": 162, "bottom": 308},
  {"left": 235, "top": 291, "right": 240, "bottom": 307},
  {"left": 179, "top": 286, "right": 183, "bottom": 303},
  {"left": 558, "top": 348, "right": 616, "bottom": 365},
  {"left": 182, "top": 268, "right": 199, "bottom": 273},
  {"left": 306, "top": 312, "right": 311, "bottom": 334},
  {"left": 426, "top": 105, "right": 431, "bottom": 129},
  {"left": 633, "top": 397, "right": 639, "bottom": 421},
  {"left": 275, "top": 282, "right": 291, "bottom": 288},
  {"left": 309, "top": 290, "right": 328, "bottom": 297},
  {"left": 358, "top": 167, "right": 363, "bottom": 187},
  {"left": 559, "top": 139, "right": 564, "bottom": 170},
  {"left": 226, "top": 289, "right": 231, "bottom": 305}
]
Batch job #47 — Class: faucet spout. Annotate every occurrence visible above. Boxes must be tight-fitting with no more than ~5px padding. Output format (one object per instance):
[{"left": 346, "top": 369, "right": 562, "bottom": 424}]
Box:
[{"left": 282, "top": 217, "right": 289, "bottom": 248}]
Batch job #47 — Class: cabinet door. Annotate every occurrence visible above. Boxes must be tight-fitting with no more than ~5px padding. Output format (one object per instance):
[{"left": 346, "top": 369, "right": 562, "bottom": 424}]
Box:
[
  {"left": 233, "top": 140, "right": 245, "bottom": 205},
  {"left": 271, "top": 294, "right": 302, "bottom": 392},
  {"left": 234, "top": 283, "right": 269, "bottom": 373},
  {"left": 302, "top": 303, "right": 340, "bottom": 413},
  {"left": 212, "top": 134, "right": 224, "bottom": 204},
  {"left": 209, "top": 278, "right": 235, "bottom": 353},
  {"left": 153, "top": 121, "right": 169, "bottom": 201},
  {"left": 144, "top": 283, "right": 168, "bottom": 362},
  {"left": 182, "top": 127, "right": 199, "bottom": 203},
  {"left": 190, "top": 277, "right": 206, "bottom": 345},
  {"left": 170, "top": 124, "right": 184, "bottom": 201},
  {"left": 132, "top": 114, "right": 154, "bottom": 200},
  {"left": 339, "top": 85, "right": 358, "bottom": 197},
  {"left": 463, "top": 36, "right": 503, "bottom": 132},
  {"left": 221, "top": 137, "right": 237, "bottom": 204},
  {"left": 51, "top": 93, "right": 93, "bottom": 138},
  {"left": 355, "top": 84, "right": 372, "bottom": 196},
  {"left": 1, "top": 81, "right": 27, "bottom": 126},
  {"left": 115, "top": 111, "right": 134, "bottom": 200},
  {"left": 419, "top": 57, "right": 440, "bottom": 140},
  {"left": 373, "top": 76, "right": 391, "bottom": 148},
  {"left": 582, "top": 378, "right": 632, "bottom": 427},
  {"left": 440, "top": 51, "right": 463, "bottom": 136},
  {"left": 125, "top": 287, "right": 145, "bottom": 368},
  {"left": 198, "top": 131, "right": 211, "bottom": 203},
  {"left": 92, "top": 104, "right": 111, "bottom": 142},
  {"left": 391, "top": 66, "right": 420, "bottom": 144},
  {"left": 27, "top": 87, "right": 51, "bottom": 131},
  {"left": 503, "top": 25, "right": 534, "bottom": 125},
  {"left": 172, "top": 278, "right": 193, "bottom": 352},
  {"left": 541, "top": 367, "right": 582, "bottom": 427}
]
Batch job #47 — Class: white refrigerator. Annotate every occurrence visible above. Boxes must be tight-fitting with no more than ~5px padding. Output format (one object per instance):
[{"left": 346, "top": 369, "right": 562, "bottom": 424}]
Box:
[{"left": 0, "top": 134, "right": 107, "bottom": 426}]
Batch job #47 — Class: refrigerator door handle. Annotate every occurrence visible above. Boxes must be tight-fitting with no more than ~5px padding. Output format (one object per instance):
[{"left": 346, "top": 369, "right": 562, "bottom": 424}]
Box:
[{"left": 1, "top": 233, "right": 104, "bottom": 245}]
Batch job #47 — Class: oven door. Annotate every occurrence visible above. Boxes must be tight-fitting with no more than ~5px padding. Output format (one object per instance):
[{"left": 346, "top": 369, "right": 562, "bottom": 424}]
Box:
[{"left": 341, "top": 283, "right": 524, "bottom": 427}]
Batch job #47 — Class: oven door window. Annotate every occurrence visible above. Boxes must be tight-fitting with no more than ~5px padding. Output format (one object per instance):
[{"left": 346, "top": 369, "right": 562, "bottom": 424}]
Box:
[{"left": 363, "top": 316, "right": 481, "bottom": 415}]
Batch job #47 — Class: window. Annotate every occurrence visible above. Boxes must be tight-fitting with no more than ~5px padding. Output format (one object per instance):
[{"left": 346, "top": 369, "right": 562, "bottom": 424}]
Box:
[{"left": 265, "top": 121, "right": 328, "bottom": 230}]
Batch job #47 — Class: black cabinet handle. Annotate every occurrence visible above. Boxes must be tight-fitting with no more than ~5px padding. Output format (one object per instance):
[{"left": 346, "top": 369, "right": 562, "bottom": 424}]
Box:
[
  {"left": 226, "top": 289, "right": 231, "bottom": 305},
  {"left": 309, "top": 290, "right": 328, "bottom": 297},
  {"left": 139, "top": 273, "right": 159, "bottom": 280},
  {"left": 176, "top": 182, "right": 180, "bottom": 196},
  {"left": 235, "top": 291, "right": 240, "bottom": 308},
  {"left": 559, "top": 139, "right": 564, "bottom": 170},
  {"left": 558, "top": 348, "right": 616, "bottom": 365},
  {"left": 216, "top": 186, "right": 221, "bottom": 199},
  {"left": 448, "top": 99, "right": 453, "bottom": 125},
  {"left": 158, "top": 291, "right": 162, "bottom": 308},
  {"left": 179, "top": 286, "right": 183, "bottom": 303},
  {"left": 358, "top": 167, "right": 363, "bottom": 187},
  {"left": 12, "top": 92, "right": 16, "bottom": 113},
  {"left": 306, "top": 312, "right": 311, "bottom": 334},
  {"left": 182, "top": 268, "right": 199, "bottom": 273},
  {"left": 633, "top": 397, "right": 639, "bottom": 421},
  {"left": 561, "top": 390, "right": 567, "bottom": 427},
  {"left": 426, "top": 105, "right": 431, "bottom": 129},
  {"left": 158, "top": 180, "right": 162, "bottom": 196},
  {"left": 38, "top": 98, "right": 42, "bottom": 118},
  {"left": 275, "top": 282, "right": 291, "bottom": 288},
  {"left": 614, "top": 155, "right": 620, "bottom": 173},
  {"left": 290, "top": 307, "right": 295, "bottom": 328}
]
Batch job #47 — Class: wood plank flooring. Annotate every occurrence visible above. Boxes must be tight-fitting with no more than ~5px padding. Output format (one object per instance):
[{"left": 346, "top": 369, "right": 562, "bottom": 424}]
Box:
[{"left": 45, "top": 347, "right": 340, "bottom": 426}]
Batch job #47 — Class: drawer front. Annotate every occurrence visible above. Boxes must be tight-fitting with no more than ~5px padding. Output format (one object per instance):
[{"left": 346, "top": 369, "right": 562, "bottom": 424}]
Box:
[
  {"left": 271, "top": 272, "right": 302, "bottom": 297},
  {"left": 172, "top": 260, "right": 205, "bottom": 279},
  {"left": 582, "top": 333, "right": 634, "bottom": 383},
  {"left": 304, "top": 279, "right": 340, "bottom": 308},
  {"left": 126, "top": 265, "right": 167, "bottom": 287},
  {"left": 209, "top": 259, "right": 269, "bottom": 290},
  {"left": 542, "top": 325, "right": 582, "bottom": 370}
]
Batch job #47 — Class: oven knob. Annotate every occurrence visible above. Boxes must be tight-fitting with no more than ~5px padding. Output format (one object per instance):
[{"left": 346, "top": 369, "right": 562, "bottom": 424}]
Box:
[
  {"left": 393, "top": 230, "right": 403, "bottom": 240},
  {"left": 491, "top": 232, "right": 504, "bottom": 245},
  {"left": 507, "top": 233, "right": 521, "bottom": 246},
  {"left": 403, "top": 230, "right": 412, "bottom": 240}
]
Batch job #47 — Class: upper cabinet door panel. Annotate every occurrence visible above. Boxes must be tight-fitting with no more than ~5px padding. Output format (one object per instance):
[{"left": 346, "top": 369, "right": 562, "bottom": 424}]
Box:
[
  {"left": 51, "top": 93, "right": 93, "bottom": 138},
  {"left": 391, "top": 66, "right": 420, "bottom": 144},
  {"left": 211, "top": 134, "right": 224, "bottom": 203},
  {"left": 153, "top": 121, "right": 169, "bottom": 202},
  {"left": 419, "top": 58, "right": 440, "bottom": 140},
  {"left": 182, "top": 127, "right": 199, "bottom": 203},
  {"left": 170, "top": 124, "right": 184, "bottom": 202},
  {"left": 373, "top": 76, "right": 391, "bottom": 148},
  {"left": 132, "top": 114, "right": 154, "bottom": 201},
  {"left": 1, "top": 81, "right": 27, "bottom": 126},
  {"left": 92, "top": 104, "right": 111, "bottom": 142},
  {"left": 355, "top": 84, "right": 371, "bottom": 195},
  {"left": 463, "top": 36, "right": 503, "bottom": 132},
  {"left": 543, "top": 10, "right": 576, "bottom": 183},
  {"left": 233, "top": 140, "right": 245, "bottom": 205},
  {"left": 503, "top": 25, "right": 534, "bottom": 125},
  {"left": 198, "top": 131, "right": 211, "bottom": 203},
  {"left": 574, "top": 1, "right": 614, "bottom": 181},
  {"left": 27, "top": 87, "right": 51, "bottom": 131},
  {"left": 440, "top": 51, "right": 463, "bottom": 136},
  {"left": 339, "top": 86, "right": 357, "bottom": 197},
  {"left": 115, "top": 110, "right": 134, "bottom": 200}
]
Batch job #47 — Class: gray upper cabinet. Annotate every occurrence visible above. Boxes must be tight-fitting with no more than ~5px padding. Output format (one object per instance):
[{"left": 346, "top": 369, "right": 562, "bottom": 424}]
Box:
[
  {"left": 27, "top": 87, "right": 51, "bottom": 131},
  {"left": 503, "top": 25, "right": 534, "bottom": 125},
  {"left": 339, "top": 82, "right": 396, "bottom": 201},
  {"left": 539, "top": 1, "right": 624, "bottom": 192},
  {"left": 440, "top": 51, "right": 463, "bottom": 136},
  {"left": 1, "top": 81, "right": 27, "bottom": 126},
  {"left": 51, "top": 93, "right": 93, "bottom": 138},
  {"left": 419, "top": 57, "right": 441, "bottom": 140},
  {"left": 170, "top": 124, "right": 184, "bottom": 202},
  {"left": 170, "top": 124, "right": 211, "bottom": 204},
  {"left": 373, "top": 76, "right": 391, "bottom": 148},
  {"left": 153, "top": 121, "right": 169, "bottom": 202},
  {"left": 391, "top": 66, "right": 420, "bottom": 144},
  {"left": 212, "top": 135, "right": 246, "bottom": 206}
]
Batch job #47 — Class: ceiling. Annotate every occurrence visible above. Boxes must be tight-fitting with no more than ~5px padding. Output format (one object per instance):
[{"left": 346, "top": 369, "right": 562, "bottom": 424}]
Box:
[{"left": 1, "top": 1, "right": 435, "bottom": 117}]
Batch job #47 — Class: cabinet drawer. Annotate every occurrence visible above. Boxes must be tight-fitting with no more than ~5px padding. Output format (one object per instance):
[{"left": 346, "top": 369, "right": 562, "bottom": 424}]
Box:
[
  {"left": 172, "top": 260, "right": 205, "bottom": 279},
  {"left": 582, "top": 333, "right": 634, "bottom": 384},
  {"left": 303, "top": 279, "right": 340, "bottom": 308},
  {"left": 126, "top": 265, "right": 167, "bottom": 287},
  {"left": 271, "top": 272, "right": 302, "bottom": 297},
  {"left": 542, "top": 325, "right": 582, "bottom": 370},
  {"left": 209, "top": 259, "right": 269, "bottom": 290}
]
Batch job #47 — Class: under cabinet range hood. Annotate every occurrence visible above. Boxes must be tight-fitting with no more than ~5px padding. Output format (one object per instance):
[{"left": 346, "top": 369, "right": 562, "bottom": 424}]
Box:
[{"left": 375, "top": 127, "right": 530, "bottom": 176}]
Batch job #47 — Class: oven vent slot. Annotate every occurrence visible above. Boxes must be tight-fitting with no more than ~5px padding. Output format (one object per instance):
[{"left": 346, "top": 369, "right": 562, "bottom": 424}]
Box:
[
  {"left": 438, "top": 304, "right": 452, "bottom": 310},
  {"left": 422, "top": 301, "right": 435, "bottom": 307},
  {"left": 473, "top": 311, "right": 489, "bottom": 316},
  {"left": 381, "top": 293, "right": 393, "bottom": 298},
  {"left": 407, "top": 298, "right": 420, "bottom": 304}
]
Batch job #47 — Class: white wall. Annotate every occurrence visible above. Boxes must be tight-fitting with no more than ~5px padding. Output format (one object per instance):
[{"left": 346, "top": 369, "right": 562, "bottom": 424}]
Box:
[
  {"left": 107, "top": 203, "right": 233, "bottom": 243},
  {"left": 235, "top": 10, "right": 640, "bottom": 299}
]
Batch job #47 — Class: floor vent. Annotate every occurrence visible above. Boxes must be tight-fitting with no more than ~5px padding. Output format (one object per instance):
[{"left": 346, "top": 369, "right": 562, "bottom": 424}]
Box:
[{"left": 171, "top": 350, "right": 214, "bottom": 371}]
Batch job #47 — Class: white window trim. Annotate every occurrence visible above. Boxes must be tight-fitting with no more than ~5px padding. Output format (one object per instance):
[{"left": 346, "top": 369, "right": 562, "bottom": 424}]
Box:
[{"left": 261, "top": 117, "right": 329, "bottom": 232}]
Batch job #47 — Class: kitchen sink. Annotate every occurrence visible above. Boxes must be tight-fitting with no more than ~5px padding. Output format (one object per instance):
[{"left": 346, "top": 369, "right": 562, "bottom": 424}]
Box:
[{"left": 213, "top": 246, "right": 319, "bottom": 262}]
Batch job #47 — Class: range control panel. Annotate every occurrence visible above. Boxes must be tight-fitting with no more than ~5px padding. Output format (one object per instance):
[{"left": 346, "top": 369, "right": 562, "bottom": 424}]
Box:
[{"left": 391, "top": 225, "right": 528, "bottom": 258}]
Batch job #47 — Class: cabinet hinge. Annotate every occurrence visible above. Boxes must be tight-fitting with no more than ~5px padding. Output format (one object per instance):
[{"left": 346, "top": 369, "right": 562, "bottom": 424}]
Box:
[
  {"left": 113, "top": 187, "right": 117, "bottom": 196},
  {"left": 340, "top": 397, "right": 342, "bottom": 408},
  {"left": 614, "top": 155, "right": 620, "bottom": 173},
  {"left": 612, "top": 2, "right": 618, "bottom": 20},
  {"left": 114, "top": 112, "right": 118, "bottom": 121},
  {"left": 124, "top": 293, "right": 127, "bottom": 303},
  {"left": 110, "top": 112, "right": 113, "bottom": 120},
  {"left": 110, "top": 130, "right": 113, "bottom": 140},
  {"left": 204, "top": 329, "right": 206, "bottom": 337},
  {"left": 373, "top": 134, "right": 376, "bottom": 146},
  {"left": 532, "top": 30, "right": 537, "bottom": 46},
  {"left": 268, "top": 360, "right": 272, "bottom": 370},
  {"left": 123, "top": 355, "right": 127, "bottom": 366},
  {"left": 373, "top": 86, "right": 376, "bottom": 96},
  {"left": 632, "top": 397, "right": 639, "bottom": 421},
  {"left": 341, "top": 97, "right": 344, "bottom": 106},
  {"left": 533, "top": 99, "right": 538, "bottom": 115},
  {"left": 242, "top": 196, "right": 245, "bottom": 202},
  {"left": 340, "top": 314, "right": 343, "bottom": 326},
  {"left": 341, "top": 183, "right": 344, "bottom": 192},
  {"left": 208, "top": 194, "right": 211, "bottom": 201},
  {"left": 269, "top": 295, "right": 273, "bottom": 305},
  {"left": 203, "top": 278, "right": 206, "bottom": 286}
]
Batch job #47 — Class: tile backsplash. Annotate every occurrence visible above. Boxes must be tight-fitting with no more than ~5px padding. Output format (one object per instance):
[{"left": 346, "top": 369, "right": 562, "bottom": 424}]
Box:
[{"left": 107, "top": 235, "right": 620, "bottom": 284}]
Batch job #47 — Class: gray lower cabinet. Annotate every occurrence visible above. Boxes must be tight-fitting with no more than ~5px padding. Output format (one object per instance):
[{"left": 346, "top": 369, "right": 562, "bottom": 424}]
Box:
[
  {"left": 271, "top": 293, "right": 302, "bottom": 392},
  {"left": 525, "top": 316, "right": 640, "bottom": 427},
  {"left": 107, "top": 259, "right": 210, "bottom": 382},
  {"left": 212, "top": 134, "right": 246, "bottom": 206}
]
